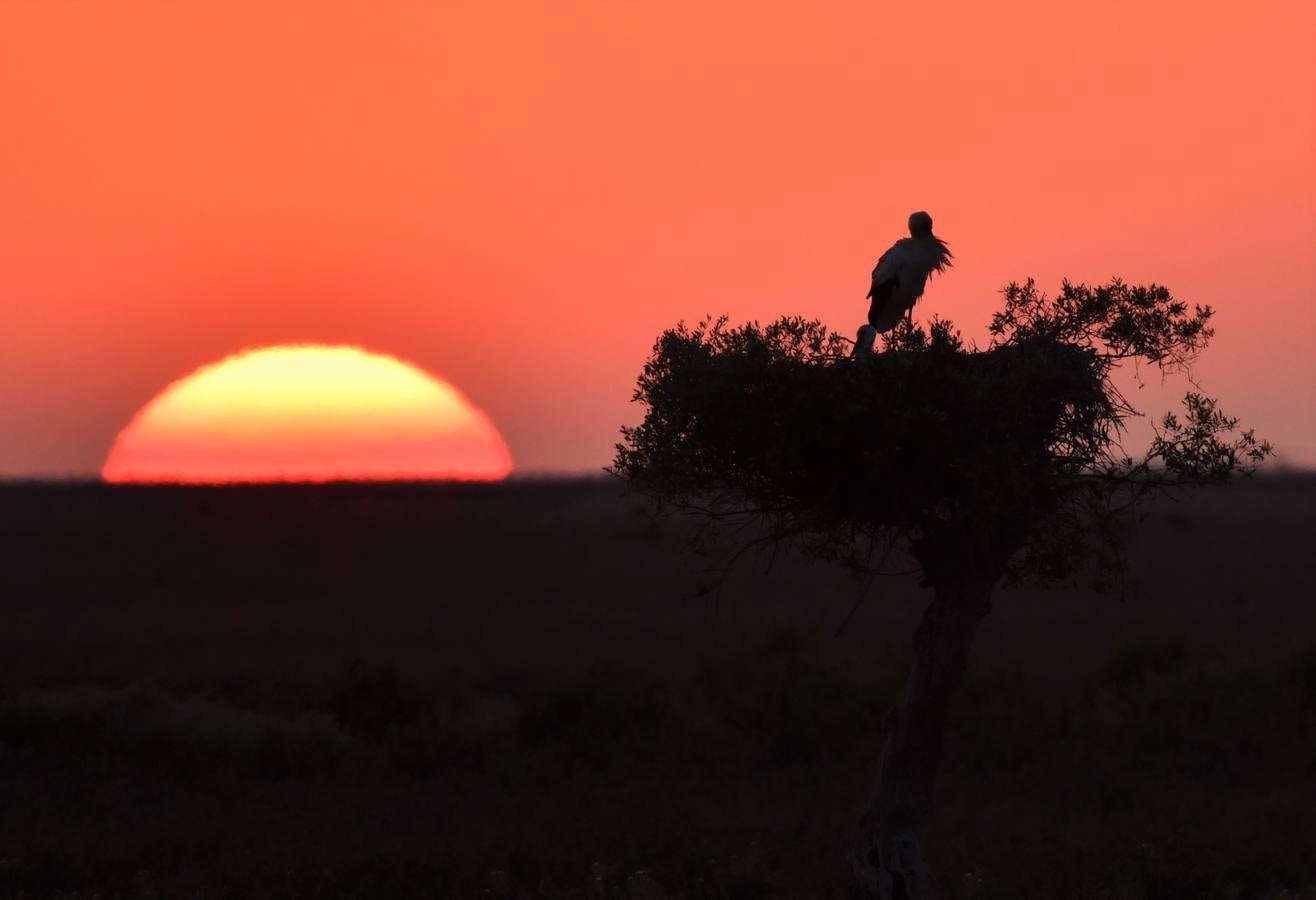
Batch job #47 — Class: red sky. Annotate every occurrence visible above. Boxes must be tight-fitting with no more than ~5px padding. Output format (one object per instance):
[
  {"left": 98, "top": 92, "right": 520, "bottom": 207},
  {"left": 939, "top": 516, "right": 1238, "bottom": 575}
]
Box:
[{"left": 2, "top": 1, "right": 1313, "bottom": 477}]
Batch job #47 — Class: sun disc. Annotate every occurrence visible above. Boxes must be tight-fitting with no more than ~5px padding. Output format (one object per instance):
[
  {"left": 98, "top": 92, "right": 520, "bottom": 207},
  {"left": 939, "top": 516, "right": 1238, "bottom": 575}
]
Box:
[{"left": 102, "top": 345, "right": 513, "bottom": 483}]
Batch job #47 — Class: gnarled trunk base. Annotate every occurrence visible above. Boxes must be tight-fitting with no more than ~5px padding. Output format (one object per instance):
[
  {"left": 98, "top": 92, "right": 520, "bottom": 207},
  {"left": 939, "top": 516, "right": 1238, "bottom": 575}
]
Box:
[
  {"left": 850, "top": 576, "right": 995, "bottom": 900},
  {"left": 850, "top": 826, "right": 929, "bottom": 900}
]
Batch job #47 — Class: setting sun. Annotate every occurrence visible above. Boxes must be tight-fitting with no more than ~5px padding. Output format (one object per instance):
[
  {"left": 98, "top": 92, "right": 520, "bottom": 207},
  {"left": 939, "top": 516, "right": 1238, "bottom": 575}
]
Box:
[{"left": 101, "top": 345, "right": 513, "bottom": 483}]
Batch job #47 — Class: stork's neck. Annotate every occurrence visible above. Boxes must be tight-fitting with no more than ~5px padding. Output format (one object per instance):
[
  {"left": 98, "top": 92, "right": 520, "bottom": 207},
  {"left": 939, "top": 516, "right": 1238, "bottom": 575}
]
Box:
[{"left": 916, "top": 233, "right": 953, "bottom": 271}]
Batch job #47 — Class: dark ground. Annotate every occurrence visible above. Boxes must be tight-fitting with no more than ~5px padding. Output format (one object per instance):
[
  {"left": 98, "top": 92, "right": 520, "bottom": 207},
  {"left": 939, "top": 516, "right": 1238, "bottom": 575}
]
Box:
[{"left": 0, "top": 476, "right": 1313, "bottom": 898}]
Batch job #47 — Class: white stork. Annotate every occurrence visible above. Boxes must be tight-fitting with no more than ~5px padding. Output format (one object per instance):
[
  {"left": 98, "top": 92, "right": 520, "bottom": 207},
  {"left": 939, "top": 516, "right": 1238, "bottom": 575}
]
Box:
[{"left": 852, "top": 211, "right": 953, "bottom": 356}]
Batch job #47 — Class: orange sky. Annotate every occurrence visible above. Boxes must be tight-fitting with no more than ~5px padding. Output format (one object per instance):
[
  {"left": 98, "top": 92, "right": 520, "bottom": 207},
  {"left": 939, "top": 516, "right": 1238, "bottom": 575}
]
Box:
[{"left": 2, "top": 1, "right": 1313, "bottom": 476}]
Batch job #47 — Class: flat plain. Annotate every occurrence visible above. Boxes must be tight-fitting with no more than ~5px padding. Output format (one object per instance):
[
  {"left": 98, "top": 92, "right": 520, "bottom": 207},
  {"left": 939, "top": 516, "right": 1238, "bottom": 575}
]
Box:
[{"left": 1, "top": 476, "right": 1313, "bottom": 898}]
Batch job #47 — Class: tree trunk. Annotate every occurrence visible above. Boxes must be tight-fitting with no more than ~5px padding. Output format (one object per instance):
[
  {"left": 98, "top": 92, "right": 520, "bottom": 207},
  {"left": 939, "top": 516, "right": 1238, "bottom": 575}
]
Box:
[{"left": 850, "top": 575, "right": 995, "bottom": 900}]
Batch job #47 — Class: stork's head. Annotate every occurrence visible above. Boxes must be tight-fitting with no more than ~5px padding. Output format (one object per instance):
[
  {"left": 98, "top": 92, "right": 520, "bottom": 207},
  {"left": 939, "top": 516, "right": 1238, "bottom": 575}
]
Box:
[{"left": 908, "top": 210, "right": 934, "bottom": 237}]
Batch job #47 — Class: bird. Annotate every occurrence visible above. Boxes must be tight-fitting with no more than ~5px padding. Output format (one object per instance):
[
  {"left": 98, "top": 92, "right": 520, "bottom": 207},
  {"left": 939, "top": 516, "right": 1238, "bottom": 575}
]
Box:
[
  {"left": 851, "top": 323, "right": 879, "bottom": 359},
  {"left": 863, "top": 210, "right": 953, "bottom": 336}
]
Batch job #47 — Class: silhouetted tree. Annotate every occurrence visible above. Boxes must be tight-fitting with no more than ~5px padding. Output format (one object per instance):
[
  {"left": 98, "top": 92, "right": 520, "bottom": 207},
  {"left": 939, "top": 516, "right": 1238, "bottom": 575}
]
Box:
[{"left": 612, "top": 278, "right": 1270, "bottom": 900}]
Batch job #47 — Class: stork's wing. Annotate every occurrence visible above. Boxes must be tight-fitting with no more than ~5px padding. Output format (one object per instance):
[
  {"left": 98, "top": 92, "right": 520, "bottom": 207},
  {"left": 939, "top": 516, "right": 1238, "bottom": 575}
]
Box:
[
  {"left": 866, "top": 240, "right": 914, "bottom": 332},
  {"left": 866, "top": 242, "right": 902, "bottom": 299},
  {"left": 867, "top": 276, "right": 897, "bottom": 307}
]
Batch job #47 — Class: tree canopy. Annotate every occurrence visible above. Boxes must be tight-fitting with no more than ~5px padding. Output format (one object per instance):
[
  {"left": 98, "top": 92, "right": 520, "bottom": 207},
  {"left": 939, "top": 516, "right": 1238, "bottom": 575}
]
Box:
[{"left": 613, "top": 279, "right": 1270, "bottom": 590}]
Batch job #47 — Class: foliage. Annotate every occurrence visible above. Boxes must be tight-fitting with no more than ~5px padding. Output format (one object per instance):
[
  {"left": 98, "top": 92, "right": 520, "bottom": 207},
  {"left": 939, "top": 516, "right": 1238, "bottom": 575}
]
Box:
[
  {"left": 613, "top": 279, "right": 1271, "bottom": 588},
  {"left": 988, "top": 277, "right": 1214, "bottom": 370}
]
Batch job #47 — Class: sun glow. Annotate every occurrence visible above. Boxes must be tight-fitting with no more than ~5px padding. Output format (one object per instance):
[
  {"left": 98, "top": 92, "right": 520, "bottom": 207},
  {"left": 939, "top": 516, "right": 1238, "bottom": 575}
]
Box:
[{"left": 102, "top": 345, "right": 513, "bottom": 483}]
